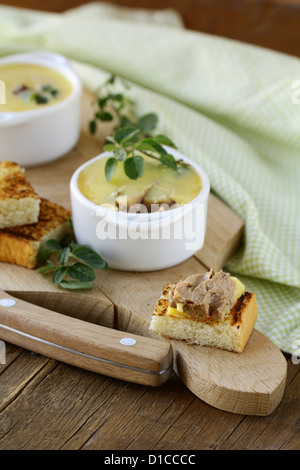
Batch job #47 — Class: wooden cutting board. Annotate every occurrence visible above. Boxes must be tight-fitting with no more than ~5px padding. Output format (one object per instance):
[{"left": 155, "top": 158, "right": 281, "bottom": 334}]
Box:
[{"left": 0, "top": 89, "right": 287, "bottom": 416}]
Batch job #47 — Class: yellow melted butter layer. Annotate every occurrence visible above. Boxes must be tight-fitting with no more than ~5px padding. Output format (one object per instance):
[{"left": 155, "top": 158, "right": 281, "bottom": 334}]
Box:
[
  {"left": 0, "top": 63, "right": 73, "bottom": 112},
  {"left": 78, "top": 155, "right": 202, "bottom": 207},
  {"left": 167, "top": 276, "right": 245, "bottom": 318}
]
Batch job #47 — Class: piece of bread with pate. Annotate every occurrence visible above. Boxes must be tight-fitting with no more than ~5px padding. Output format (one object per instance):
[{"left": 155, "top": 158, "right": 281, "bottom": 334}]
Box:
[
  {"left": 149, "top": 269, "right": 257, "bottom": 353},
  {"left": 0, "top": 198, "right": 71, "bottom": 269},
  {"left": 0, "top": 161, "right": 41, "bottom": 229}
]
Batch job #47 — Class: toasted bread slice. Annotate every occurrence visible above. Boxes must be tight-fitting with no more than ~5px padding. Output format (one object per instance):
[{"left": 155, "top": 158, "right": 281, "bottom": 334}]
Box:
[
  {"left": 149, "top": 283, "right": 257, "bottom": 353},
  {"left": 0, "top": 161, "right": 40, "bottom": 229},
  {"left": 0, "top": 198, "right": 71, "bottom": 269}
]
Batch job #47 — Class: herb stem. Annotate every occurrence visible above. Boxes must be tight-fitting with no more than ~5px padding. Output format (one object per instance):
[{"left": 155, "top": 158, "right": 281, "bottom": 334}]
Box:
[
  {"left": 89, "top": 75, "right": 183, "bottom": 181},
  {"left": 134, "top": 149, "right": 163, "bottom": 164}
]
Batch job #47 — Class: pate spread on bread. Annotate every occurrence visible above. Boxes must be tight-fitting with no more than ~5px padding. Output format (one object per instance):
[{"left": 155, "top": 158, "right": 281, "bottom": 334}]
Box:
[{"left": 149, "top": 269, "right": 257, "bottom": 353}]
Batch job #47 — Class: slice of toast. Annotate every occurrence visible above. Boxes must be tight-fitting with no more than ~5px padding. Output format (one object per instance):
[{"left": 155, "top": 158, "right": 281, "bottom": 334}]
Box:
[
  {"left": 149, "top": 283, "right": 257, "bottom": 353},
  {"left": 0, "top": 161, "right": 41, "bottom": 229},
  {"left": 0, "top": 198, "right": 71, "bottom": 269}
]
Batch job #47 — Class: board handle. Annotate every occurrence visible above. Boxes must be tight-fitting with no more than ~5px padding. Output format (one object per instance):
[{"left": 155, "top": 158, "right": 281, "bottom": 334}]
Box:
[{"left": 0, "top": 290, "right": 172, "bottom": 387}]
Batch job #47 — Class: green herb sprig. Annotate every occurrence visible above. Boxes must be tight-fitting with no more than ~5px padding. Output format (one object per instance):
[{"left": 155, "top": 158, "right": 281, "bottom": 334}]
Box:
[
  {"left": 89, "top": 75, "right": 136, "bottom": 134},
  {"left": 103, "top": 127, "right": 179, "bottom": 181},
  {"left": 89, "top": 75, "right": 186, "bottom": 181},
  {"left": 13, "top": 83, "right": 59, "bottom": 105},
  {"left": 37, "top": 219, "right": 108, "bottom": 290}
]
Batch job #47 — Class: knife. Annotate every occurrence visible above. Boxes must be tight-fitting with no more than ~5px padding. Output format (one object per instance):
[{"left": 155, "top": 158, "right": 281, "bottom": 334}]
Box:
[{"left": 0, "top": 288, "right": 172, "bottom": 387}]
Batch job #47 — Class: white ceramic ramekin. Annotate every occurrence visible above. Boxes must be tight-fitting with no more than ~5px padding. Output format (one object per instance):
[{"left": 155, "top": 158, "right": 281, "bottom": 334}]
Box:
[
  {"left": 70, "top": 147, "right": 210, "bottom": 272},
  {"left": 0, "top": 51, "right": 82, "bottom": 167}
]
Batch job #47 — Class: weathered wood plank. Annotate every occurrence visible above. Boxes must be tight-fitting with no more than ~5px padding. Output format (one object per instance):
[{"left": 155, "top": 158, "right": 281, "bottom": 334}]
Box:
[
  {"left": 0, "top": 360, "right": 116, "bottom": 449},
  {"left": 0, "top": 347, "right": 297, "bottom": 450},
  {"left": 0, "top": 351, "right": 54, "bottom": 413}
]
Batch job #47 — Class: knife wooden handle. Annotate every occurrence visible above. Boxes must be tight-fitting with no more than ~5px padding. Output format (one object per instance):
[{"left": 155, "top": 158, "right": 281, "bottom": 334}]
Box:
[{"left": 0, "top": 290, "right": 172, "bottom": 387}]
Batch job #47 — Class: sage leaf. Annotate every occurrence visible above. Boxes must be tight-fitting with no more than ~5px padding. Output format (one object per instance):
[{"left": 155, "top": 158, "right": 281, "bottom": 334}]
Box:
[
  {"left": 37, "top": 248, "right": 52, "bottom": 262},
  {"left": 154, "top": 134, "right": 177, "bottom": 149},
  {"left": 37, "top": 260, "right": 56, "bottom": 274},
  {"left": 57, "top": 246, "right": 71, "bottom": 265},
  {"left": 52, "top": 266, "right": 68, "bottom": 285},
  {"left": 67, "top": 262, "right": 96, "bottom": 282},
  {"left": 105, "top": 157, "right": 117, "bottom": 182},
  {"left": 33, "top": 93, "right": 48, "bottom": 104},
  {"left": 59, "top": 280, "right": 96, "bottom": 290},
  {"left": 37, "top": 265, "right": 55, "bottom": 274},
  {"left": 46, "top": 239, "right": 63, "bottom": 252},
  {"left": 114, "top": 127, "right": 139, "bottom": 144},
  {"left": 96, "top": 111, "right": 113, "bottom": 121},
  {"left": 120, "top": 116, "right": 134, "bottom": 128},
  {"left": 98, "top": 97, "right": 108, "bottom": 108},
  {"left": 61, "top": 231, "right": 73, "bottom": 247},
  {"left": 89, "top": 119, "right": 97, "bottom": 134},
  {"left": 137, "top": 113, "right": 158, "bottom": 134},
  {"left": 103, "top": 143, "right": 117, "bottom": 152},
  {"left": 71, "top": 245, "right": 108, "bottom": 270},
  {"left": 136, "top": 138, "right": 167, "bottom": 155},
  {"left": 159, "top": 153, "right": 178, "bottom": 170},
  {"left": 124, "top": 155, "right": 145, "bottom": 180},
  {"left": 106, "top": 135, "right": 116, "bottom": 144},
  {"left": 113, "top": 93, "right": 123, "bottom": 102}
]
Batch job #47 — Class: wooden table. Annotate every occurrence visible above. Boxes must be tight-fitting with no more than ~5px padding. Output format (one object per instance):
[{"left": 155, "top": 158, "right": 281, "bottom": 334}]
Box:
[
  {"left": 0, "top": 343, "right": 298, "bottom": 450},
  {"left": 0, "top": 0, "right": 299, "bottom": 451}
]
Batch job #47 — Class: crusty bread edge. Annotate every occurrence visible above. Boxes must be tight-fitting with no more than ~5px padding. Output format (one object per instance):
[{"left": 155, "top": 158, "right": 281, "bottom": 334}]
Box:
[
  {"left": 238, "top": 292, "right": 257, "bottom": 352},
  {"left": 150, "top": 285, "right": 257, "bottom": 353},
  {"left": 0, "top": 220, "right": 71, "bottom": 269},
  {"left": 0, "top": 236, "right": 38, "bottom": 269}
]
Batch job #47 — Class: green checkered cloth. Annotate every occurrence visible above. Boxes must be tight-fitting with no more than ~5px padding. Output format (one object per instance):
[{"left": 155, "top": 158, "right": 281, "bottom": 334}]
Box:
[{"left": 0, "top": 3, "right": 299, "bottom": 355}]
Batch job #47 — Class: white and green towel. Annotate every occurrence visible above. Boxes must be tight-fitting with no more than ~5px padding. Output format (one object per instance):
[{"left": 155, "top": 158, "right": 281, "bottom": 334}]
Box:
[{"left": 0, "top": 2, "right": 299, "bottom": 355}]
